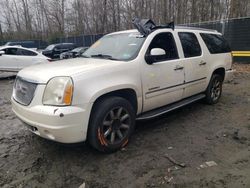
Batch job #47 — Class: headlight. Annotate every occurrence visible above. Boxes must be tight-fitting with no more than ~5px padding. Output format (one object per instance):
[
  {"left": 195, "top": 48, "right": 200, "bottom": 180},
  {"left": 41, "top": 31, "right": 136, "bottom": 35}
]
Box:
[{"left": 43, "top": 77, "right": 73, "bottom": 106}]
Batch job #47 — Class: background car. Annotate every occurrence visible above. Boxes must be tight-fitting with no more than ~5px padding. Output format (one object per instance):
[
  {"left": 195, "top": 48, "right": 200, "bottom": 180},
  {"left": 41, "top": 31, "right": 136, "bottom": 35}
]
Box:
[
  {"left": 42, "top": 43, "right": 75, "bottom": 59},
  {"left": 59, "top": 47, "right": 89, "bottom": 59},
  {"left": 0, "top": 46, "right": 51, "bottom": 72}
]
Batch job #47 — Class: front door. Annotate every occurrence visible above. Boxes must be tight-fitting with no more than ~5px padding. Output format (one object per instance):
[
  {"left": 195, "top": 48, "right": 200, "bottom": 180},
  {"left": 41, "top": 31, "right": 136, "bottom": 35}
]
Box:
[
  {"left": 141, "top": 32, "right": 185, "bottom": 112},
  {"left": 0, "top": 48, "right": 19, "bottom": 71}
]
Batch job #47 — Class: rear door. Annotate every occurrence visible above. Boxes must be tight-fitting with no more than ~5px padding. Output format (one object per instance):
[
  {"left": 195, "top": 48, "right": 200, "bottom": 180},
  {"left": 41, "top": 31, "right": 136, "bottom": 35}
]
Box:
[{"left": 178, "top": 32, "right": 208, "bottom": 98}]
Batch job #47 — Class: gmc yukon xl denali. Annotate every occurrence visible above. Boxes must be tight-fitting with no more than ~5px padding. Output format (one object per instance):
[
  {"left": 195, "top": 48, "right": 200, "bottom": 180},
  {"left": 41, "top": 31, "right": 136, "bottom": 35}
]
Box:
[{"left": 12, "top": 20, "right": 234, "bottom": 152}]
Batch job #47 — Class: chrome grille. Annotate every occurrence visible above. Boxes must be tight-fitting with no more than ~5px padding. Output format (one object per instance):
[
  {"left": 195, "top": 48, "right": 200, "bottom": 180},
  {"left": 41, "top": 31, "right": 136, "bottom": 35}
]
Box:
[{"left": 13, "top": 77, "right": 37, "bottom": 106}]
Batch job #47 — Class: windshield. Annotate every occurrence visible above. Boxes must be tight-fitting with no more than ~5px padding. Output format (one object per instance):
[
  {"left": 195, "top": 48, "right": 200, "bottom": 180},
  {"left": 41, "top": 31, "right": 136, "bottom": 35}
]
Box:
[
  {"left": 45, "top": 45, "right": 55, "bottom": 50},
  {"left": 83, "top": 32, "right": 145, "bottom": 61}
]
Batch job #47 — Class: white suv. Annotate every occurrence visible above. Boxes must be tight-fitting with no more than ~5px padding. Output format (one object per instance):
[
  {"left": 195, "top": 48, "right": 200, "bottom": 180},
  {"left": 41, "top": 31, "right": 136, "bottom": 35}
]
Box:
[{"left": 11, "top": 20, "right": 233, "bottom": 152}]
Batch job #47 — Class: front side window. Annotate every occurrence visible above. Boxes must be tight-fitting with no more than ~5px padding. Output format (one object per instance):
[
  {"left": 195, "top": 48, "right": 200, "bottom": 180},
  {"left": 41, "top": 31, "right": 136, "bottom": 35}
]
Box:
[
  {"left": 147, "top": 32, "right": 179, "bottom": 62},
  {"left": 200, "top": 33, "right": 231, "bottom": 54},
  {"left": 62, "top": 45, "right": 69, "bottom": 50},
  {"left": 45, "top": 45, "right": 55, "bottom": 51},
  {"left": 3, "top": 48, "right": 18, "bottom": 55},
  {"left": 179, "top": 32, "right": 202, "bottom": 58},
  {"left": 84, "top": 33, "right": 146, "bottom": 61},
  {"left": 68, "top": 44, "right": 74, "bottom": 50}
]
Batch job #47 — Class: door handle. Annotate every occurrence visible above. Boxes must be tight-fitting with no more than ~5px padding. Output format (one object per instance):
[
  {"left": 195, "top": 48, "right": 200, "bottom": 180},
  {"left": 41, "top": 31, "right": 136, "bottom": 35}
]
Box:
[
  {"left": 199, "top": 61, "right": 207, "bottom": 66},
  {"left": 174, "top": 65, "right": 184, "bottom": 71}
]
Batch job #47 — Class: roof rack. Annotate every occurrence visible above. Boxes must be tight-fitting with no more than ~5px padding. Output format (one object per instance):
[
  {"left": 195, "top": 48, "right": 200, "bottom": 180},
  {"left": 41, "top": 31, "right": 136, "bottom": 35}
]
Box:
[{"left": 132, "top": 18, "right": 175, "bottom": 36}]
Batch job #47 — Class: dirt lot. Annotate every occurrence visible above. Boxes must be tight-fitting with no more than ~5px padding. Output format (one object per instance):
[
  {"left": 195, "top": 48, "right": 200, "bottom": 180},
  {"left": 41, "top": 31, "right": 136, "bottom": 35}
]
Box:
[{"left": 0, "top": 64, "right": 250, "bottom": 188}]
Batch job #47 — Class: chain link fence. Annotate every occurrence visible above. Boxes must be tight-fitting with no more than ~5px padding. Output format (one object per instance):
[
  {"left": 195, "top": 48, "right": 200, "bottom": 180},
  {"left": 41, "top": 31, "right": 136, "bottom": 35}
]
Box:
[
  {"left": 53, "top": 17, "right": 250, "bottom": 63},
  {"left": 55, "top": 34, "right": 104, "bottom": 48}
]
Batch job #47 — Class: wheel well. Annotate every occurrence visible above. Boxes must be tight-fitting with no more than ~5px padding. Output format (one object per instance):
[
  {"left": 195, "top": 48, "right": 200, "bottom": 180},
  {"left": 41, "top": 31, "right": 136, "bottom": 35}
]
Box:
[
  {"left": 93, "top": 89, "right": 138, "bottom": 112},
  {"left": 213, "top": 68, "right": 225, "bottom": 81}
]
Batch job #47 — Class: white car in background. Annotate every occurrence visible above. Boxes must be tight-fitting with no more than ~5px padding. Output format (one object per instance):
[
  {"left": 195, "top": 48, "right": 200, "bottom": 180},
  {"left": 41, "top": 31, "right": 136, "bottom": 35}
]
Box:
[{"left": 0, "top": 46, "right": 51, "bottom": 72}]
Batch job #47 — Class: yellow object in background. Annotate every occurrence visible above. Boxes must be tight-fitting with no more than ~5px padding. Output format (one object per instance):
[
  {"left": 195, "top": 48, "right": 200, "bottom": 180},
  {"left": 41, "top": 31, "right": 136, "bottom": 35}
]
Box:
[{"left": 232, "top": 51, "right": 250, "bottom": 57}]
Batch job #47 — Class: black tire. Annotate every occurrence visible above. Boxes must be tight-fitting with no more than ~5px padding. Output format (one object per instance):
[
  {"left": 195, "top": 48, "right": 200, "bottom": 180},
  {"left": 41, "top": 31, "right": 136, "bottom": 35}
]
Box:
[
  {"left": 205, "top": 74, "right": 223, "bottom": 104},
  {"left": 88, "top": 97, "right": 136, "bottom": 153}
]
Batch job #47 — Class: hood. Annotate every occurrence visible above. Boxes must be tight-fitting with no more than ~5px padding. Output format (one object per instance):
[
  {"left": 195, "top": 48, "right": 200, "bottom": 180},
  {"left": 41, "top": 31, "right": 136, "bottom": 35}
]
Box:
[{"left": 17, "top": 58, "right": 122, "bottom": 84}]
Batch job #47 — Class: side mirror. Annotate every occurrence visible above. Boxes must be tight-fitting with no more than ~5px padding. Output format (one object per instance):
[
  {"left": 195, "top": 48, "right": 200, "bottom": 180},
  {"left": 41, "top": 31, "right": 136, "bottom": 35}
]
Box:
[
  {"left": 0, "top": 51, "right": 5, "bottom": 56},
  {"left": 145, "top": 48, "right": 166, "bottom": 64},
  {"left": 150, "top": 48, "right": 166, "bottom": 56}
]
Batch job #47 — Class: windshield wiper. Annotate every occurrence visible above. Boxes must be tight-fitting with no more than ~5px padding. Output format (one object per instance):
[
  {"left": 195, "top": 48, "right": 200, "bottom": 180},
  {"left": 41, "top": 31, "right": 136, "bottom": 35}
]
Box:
[{"left": 91, "top": 54, "right": 118, "bottom": 60}]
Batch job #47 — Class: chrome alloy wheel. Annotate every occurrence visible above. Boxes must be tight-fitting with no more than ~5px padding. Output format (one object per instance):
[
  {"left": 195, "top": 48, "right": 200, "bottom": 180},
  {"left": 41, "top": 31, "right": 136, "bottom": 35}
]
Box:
[
  {"left": 102, "top": 107, "right": 131, "bottom": 144},
  {"left": 211, "top": 79, "right": 221, "bottom": 101}
]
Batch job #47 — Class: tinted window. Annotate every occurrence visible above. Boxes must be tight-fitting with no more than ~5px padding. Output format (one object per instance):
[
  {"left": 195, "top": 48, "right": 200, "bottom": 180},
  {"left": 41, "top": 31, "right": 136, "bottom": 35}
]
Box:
[
  {"left": 3, "top": 48, "right": 18, "bottom": 55},
  {"left": 66, "top": 44, "right": 74, "bottom": 49},
  {"left": 56, "top": 45, "right": 62, "bottom": 50},
  {"left": 147, "top": 32, "right": 179, "bottom": 62},
  {"left": 61, "top": 44, "right": 71, "bottom": 49},
  {"left": 16, "top": 49, "right": 37, "bottom": 56},
  {"left": 200, "top": 33, "right": 231, "bottom": 54},
  {"left": 179, "top": 32, "right": 202, "bottom": 58}
]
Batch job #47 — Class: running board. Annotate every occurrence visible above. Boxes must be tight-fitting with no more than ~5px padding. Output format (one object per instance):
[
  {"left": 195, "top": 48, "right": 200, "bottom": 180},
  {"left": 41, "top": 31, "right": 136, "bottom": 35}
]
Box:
[{"left": 136, "top": 94, "right": 206, "bottom": 120}]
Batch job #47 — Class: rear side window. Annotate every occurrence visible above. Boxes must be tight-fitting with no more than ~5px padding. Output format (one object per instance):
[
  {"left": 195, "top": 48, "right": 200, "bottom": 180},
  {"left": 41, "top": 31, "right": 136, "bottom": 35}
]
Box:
[
  {"left": 16, "top": 49, "right": 37, "bottom": 56},
  {"left": 178, "top": 32, "right": 202, "bottom": 58},
  {"left": 200, "top": 33, "right": 231, "bottom": 54}
]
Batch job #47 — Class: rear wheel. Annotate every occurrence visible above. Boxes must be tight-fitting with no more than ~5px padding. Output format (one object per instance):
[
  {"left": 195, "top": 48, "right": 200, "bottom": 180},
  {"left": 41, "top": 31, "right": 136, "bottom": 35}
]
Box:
[
  {"left": 205, "top": 74, "right": 223, "bottom": 104},
  {"left": 88, "top": 97, "right": 135, "bottom": 153}
]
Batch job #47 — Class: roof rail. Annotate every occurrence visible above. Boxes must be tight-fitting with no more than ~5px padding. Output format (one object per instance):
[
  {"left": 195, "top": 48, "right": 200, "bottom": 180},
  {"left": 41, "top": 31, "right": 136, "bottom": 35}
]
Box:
[{"left": 175, "top": 26, "right": 218, "bottom": 32}]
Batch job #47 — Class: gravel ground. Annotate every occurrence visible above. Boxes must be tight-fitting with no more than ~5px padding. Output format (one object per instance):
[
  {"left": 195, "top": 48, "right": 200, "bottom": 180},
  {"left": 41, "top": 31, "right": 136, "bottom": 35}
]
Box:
[{"left": 0, "top": 64, "right": 250, "bottom": 188}]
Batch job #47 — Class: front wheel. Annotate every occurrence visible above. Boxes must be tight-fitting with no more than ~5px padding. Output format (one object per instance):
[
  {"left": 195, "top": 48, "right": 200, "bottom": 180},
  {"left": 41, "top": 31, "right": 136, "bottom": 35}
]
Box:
[
  {"left": 205, "top": 74, "right": 223, "bottom": 104},
  {"left": 88, "top": 97, "right": 135, "bottom": 153}
]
